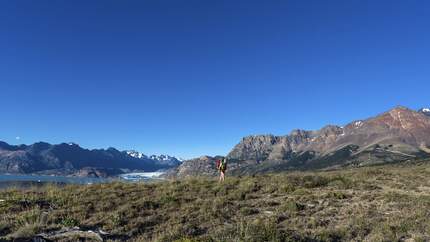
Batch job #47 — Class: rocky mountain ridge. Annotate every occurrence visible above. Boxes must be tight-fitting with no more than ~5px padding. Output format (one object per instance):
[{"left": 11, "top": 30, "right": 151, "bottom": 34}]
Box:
[
  {"left": 171, "top": 106, "right": 430, "bottom": 177},
  {"left": 228, "top": 106, "right": 430, "bottom": 161}
]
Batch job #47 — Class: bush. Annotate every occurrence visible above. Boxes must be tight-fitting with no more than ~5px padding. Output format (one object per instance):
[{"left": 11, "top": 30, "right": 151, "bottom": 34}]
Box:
[
  {"left": 327, "top": 176, "right": 354, "bottom": 189},
  {"left": 240, "top": 207, "right": 259, "bottom": 216},
  {"left": 326, "top": 191, "right": 348, "bottom": 200},
  {"left": 237, "top": 218, "right": 283, "bottom": 242},
  {"left": 9, "top": 224, "right": 39, "bottom": 239},
  {"left": 315, "top": 227, "right": 346, "bottom": 241},
  {"left": 0, "top": 221, "right": 11, "bottom": 236},
  {"left": 159, "top": 195, "right": 179, "bottom": 205},
  {"left": 60, "top": 217, "right": 80, "bottom": 227},
  {"left": 281, "top": 183, "right": 296, "bottom": 193},
  {"left": 300, "top": 175, "right": 327, "bottom": 188},
  {"left": 292, "top": 188, "right": 311, "bottom": 196},
  {"left": 287, "top": 175, "right": 330, "bottom": 189},
  {"left": 280, "top": 200, "right": 305, "bottom": 212}
]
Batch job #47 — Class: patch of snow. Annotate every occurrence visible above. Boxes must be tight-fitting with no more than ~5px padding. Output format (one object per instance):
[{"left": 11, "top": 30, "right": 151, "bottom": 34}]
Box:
[
  {"left": 397, "top": 111, "right": 407, "bottom": 129},
  {"left": 422, "top": 108, "right": 430, "bottom": 112},
  {"left": 354, "top": 121, "right": 363, "bottom": 128},
  {"left": 98, "top": 229, "right": 109, "bottom": 235}
]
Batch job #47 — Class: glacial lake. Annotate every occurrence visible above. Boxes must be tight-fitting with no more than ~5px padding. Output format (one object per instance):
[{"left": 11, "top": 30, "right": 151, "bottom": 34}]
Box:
[{"left": 0, "top": 172, "right": 165, "bottom": 189}]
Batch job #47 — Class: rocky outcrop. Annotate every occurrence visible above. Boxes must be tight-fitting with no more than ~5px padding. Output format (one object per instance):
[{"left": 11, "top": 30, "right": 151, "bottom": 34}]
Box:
[
  {"left": 165, "top": 156, "right": 221, "bottom": 178},
  {"left": 228, "top": 135, "right": 279, "bottom": 161},
  {"left": 72, "top": 167, "right": 125, "bottom": 178},
  {"left": 164, "top": 155, "right": 259, "bottom": 178},
  {"left": 34, "top": 227, "right": 106, "bottom": 242}
]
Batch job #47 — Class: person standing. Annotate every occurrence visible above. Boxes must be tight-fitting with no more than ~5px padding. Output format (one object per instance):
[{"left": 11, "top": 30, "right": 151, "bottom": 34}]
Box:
[{"left": 217, "top": 158, "right": 227, "bottom": 182}]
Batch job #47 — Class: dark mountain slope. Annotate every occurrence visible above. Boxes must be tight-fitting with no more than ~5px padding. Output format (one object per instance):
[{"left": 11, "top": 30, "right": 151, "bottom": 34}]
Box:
[{"left": 0, "top": 142, "right": 179, "bottom": 176}]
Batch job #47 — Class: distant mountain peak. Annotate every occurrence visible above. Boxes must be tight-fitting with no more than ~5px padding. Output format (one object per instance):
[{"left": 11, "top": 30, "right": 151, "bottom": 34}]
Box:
[
  {"left": 126, "top": 150, "right": 147, "bottom": 159},
  {"left": 423, "top": 108, "right": 430, "bottom": 112},
  {"left": 419, "top": 108, "right": 430, "bottom": 116},
  {"left": 150, "top": 154, "right": 173, "bottom": 161},
  {"left": 149, "top": 154, "right": 182, "bottom": 166},
  {"left": 391, "top": 105, "right": 410, "bottom": 111},
  {"left": 353, "top": 120, "right": 363, "bottom": 127},
  {"left": 125, "top": 151, "right": 182, "bottom": 166}
]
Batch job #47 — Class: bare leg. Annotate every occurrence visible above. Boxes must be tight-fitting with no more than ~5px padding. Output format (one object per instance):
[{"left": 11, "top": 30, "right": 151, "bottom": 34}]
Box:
[{"left": 220, "top": 171, "right": 225, "bottom": 182}]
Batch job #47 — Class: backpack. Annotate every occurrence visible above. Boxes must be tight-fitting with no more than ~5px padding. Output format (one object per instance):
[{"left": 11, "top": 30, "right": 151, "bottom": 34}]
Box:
[
  {"left": 216, "top": 160, "right": 221, "bottom": 169},
  {"left": 220, "top": 159, "right": 227, "bottom": 171}
]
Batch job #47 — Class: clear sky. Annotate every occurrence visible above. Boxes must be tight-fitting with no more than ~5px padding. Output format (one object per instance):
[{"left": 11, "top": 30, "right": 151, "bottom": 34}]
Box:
[{"left": 1, "top": 1, "right": 429, "bottom": 158}]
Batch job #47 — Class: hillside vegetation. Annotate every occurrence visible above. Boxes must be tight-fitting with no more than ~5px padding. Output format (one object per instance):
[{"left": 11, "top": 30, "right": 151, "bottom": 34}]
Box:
[{"left": 2, "top": 161, "right": 430, "bottom": 241}]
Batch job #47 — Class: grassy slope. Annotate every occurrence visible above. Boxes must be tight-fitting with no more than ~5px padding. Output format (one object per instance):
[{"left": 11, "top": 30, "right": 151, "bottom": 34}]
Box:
[{"left": 1, "top": 161, "right": 430, "bottom": 241}]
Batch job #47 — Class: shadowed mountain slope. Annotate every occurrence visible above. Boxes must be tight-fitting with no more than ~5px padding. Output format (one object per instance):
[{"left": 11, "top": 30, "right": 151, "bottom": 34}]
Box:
[{"left": 0, "top": 142, "right": 180, "bottom": 177}]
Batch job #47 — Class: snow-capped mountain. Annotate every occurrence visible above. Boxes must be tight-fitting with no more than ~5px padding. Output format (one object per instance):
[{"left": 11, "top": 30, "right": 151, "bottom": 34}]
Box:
[
  {"left": 126, "top": 150, "right": 148, "bottom": 159},
  {"left": 125, "top": 151, "right": 182, "bottom": 166},
  {"left": 0, "top": 143, "right": 180, "bottom": 176},
  {"left": 150, "top": 154, "right": 176, "bottom": 161},
  {"left": 419, "top": 108, "right": 430, "bottom": 116},
  {"left": 149, "top": 154, "right": 182, "bottom": 166}
]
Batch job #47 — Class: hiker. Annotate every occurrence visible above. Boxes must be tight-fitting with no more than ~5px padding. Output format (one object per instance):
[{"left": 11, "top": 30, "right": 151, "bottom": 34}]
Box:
[{"left": 216, "top": 158, "right": 227, "bottom": 182}]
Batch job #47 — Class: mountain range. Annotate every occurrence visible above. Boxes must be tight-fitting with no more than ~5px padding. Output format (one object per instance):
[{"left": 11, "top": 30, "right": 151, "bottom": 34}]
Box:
[
  {"left": 170, "top": 106, "right": 430, "bottom": 177},
  {"left": 0, "top": 142, "right": 181, "bottom": 177},
  {"left": 2, "top": 106, "right": 430, "bottom": 178}
]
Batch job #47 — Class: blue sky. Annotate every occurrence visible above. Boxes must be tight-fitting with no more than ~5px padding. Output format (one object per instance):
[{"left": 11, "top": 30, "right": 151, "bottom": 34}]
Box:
[{"left": 0, "top": 0, "right": 429, "bottom": 158}]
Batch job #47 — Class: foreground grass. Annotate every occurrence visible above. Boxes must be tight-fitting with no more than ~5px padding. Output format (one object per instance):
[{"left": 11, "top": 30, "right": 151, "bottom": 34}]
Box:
[{"left": 2, "top": 163, "right": 430, "bottom": 241}]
